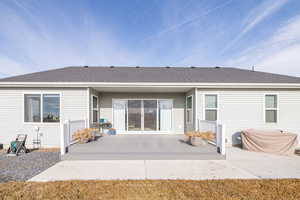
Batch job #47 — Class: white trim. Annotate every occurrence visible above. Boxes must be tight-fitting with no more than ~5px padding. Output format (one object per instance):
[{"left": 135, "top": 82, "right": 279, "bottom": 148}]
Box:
[
  {"left": 2, "top": 82, "right": 300, "bottom": 89},
  {"left": 203, "top": 93, "right": 219, "bottom": 122},
  {"left": 194, "top": 88, "right": 198, "bottom": 131},
  {"left": 141, "top": 100, "right": 144, "bottom": 131},
  {"left": 86, "top": 88, "right": 90, "bottom": 128},
  {"left": 186, "top": 95, "right": 193, "bottom": 124},
  {"left": 112, "top": 98, "right": 173, "bottom": 133},
  {"left": 156, "top": 100, "right": 159, "bottom": 132},
  {"left": 23, "top": 91, "right": 62, "bottom": 125},
  {"left": 263, "top": 93, "right": 279, "bottom": 124},
  {"left": 91, "top": 95, "right": 99, "bottom": 123}
]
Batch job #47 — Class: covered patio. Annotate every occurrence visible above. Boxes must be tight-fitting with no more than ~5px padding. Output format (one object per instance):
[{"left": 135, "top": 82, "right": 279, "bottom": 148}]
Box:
[{"left": 62, "top": 135, "right": 224, "bottom": 160}]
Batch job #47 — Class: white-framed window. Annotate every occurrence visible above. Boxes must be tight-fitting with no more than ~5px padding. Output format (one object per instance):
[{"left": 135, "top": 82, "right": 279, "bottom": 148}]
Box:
[
  {"left": 204, "top": 94, "right": 218, "bottom": 121},
  {"left": 92, "top": 95, "right": 99, "bottom": 123},
  {"left": 265, "top": 94, "right": 278, "bottom": 123},
  {"left": 24, "top": 93, "right": 60, "bottom": 123},
  {"left": 186, "top": 95, "right": 193, "bottom": 124}
]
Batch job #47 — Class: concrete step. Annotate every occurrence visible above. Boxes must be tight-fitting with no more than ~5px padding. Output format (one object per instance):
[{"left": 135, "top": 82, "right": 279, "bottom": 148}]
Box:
[{"left": 62, "top": 152, "right": 225, "bottom": 160}]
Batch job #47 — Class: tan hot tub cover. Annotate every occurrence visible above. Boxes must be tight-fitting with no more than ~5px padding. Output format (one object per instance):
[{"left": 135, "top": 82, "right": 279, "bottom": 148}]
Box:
[{"left": 241, "top": 129, "right": 298, "bottom": 156}]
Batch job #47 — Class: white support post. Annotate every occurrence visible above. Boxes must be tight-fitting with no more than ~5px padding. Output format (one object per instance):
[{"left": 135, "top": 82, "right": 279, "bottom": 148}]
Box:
[
  {"left": 216, "top": 123, "right": 226, "bottom": 156},
  {"left": 221, "top": 124, "right": 226, "bottom": 155},
  {"left": 67, "top": 120, "right": 71, "bottom": 146},
  {"left": 60, "top": 120, "right": 66, "bottom": 155},
  {"left": 217, "top": 124, "right": 221, "bottom": 149},
  {"left": 86, "top": 87, "right": 90, "bottom": 129},
  {"left": 85, "top": 118, "right": 89, "bottom": 128}
]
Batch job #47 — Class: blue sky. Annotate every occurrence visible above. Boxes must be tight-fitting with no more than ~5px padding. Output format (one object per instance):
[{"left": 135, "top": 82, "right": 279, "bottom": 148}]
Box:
[{"left": 1, "top": 0, "right": 300, "bottom": 78}]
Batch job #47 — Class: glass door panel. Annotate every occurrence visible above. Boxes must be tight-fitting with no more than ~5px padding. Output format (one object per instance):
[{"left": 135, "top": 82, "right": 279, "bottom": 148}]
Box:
[
  {"left": 158, "top": 100, "right": 172, "bottom": 131},
  {"left": 113, "top": 100, "right": 127, "bottom": 132},
  {"left": 143, "top": 100, "right": 157, "bottom": 131},
  {"left": 128, "top": 100, "right": 142, "bottom": 131}
]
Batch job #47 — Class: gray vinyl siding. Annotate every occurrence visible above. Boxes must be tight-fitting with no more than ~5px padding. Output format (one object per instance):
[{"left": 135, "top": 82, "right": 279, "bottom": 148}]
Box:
[
  {"left": 1, "top": 86, "right": 300, "bottom": 148},
  {"left": 197, "top": 89, "right": 300, "bottom": 146},
  {"left": 0, "top": 88, "right": 88, "bottom": 147},
  {"left": 99, "top": 93, "right": 185, "bottom": 134}
]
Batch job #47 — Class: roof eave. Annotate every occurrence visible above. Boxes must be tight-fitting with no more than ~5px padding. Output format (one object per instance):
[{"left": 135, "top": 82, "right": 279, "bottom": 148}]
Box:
[{"left": 1, "top": 82, "right": 300, "bottom": 89}]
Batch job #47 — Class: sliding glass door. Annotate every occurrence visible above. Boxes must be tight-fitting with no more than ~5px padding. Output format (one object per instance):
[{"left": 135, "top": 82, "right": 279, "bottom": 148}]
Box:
[
  {"left": 144, "top": 100, "right": 157, "bottom": 131},
  {"left": 113, "top": 100, "right": 127, "bottom": 131},
  {"left": 113, "top": 99, "right": 172, "bottom": 133},
  {"left": 158, "top": 100, "right": 172, "bottom": 132},
  {"left": 128, "top": 100, "right": 142, "bottom": 131}
]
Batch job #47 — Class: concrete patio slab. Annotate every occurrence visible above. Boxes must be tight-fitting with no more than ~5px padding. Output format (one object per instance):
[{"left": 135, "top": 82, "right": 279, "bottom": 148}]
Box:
[
  {"left": 227, "top": 148, "right": 300, "bottom": 179},
  {"left": 29, "top": 159, "right": 256, "bottom": 182},
  {"left": 63, "top": 135, "right": 223, "bottom": 160},
  {"left": 145, "top": 160, "right": 257, "bottom": 180},
  {"left": 29, "top": 147, "right": 300, "bottom": 181},
  {"left": 29, "top": 160, "right": 146, "bottom": 182}
]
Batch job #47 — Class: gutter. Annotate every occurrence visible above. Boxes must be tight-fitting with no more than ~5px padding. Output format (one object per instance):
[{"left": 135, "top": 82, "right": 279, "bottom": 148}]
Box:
[{"left": 1, "top": 82, "right": 300, "bottom": 89}]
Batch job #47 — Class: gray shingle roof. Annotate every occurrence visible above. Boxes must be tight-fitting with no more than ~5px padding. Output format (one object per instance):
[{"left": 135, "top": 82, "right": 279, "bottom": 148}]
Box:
[{"left": 1, "top": 66, "right": 300, "bottom": 83}]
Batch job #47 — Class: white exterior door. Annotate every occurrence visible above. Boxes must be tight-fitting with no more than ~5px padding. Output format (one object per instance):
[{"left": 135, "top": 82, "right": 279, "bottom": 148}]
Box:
[
  {"left": 113, "top": 100, "right": 127, "bottom": 131},
  {"left": 159, "top": 100, "right": 172, "bottom": 132}
]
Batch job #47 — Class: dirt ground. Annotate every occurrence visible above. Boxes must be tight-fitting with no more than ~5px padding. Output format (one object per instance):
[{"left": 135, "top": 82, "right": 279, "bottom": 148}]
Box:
[{"left": 0, "top": 179, "right": 300, "bottom": 200}]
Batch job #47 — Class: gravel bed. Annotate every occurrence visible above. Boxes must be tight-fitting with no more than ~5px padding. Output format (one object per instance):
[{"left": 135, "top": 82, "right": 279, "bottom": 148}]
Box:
[{"left": 0, "top": 151, "right": 60, "bottom": 182}]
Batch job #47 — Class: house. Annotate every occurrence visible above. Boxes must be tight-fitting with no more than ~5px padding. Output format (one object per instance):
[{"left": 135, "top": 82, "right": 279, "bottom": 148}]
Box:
[{"left": 0, "top": 66, "right": 300, "bottom": 148}]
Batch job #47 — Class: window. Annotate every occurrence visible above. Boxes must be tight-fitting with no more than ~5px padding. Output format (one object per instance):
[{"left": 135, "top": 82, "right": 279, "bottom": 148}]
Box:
[
  {"left": 43, "top": 94, "right": 60, "bottom": 122},
  {"left": 186, "top": 95, "right": 193, "bottom": 123},
  {"left": 24, "top": 94, "right": 41, "bottom": 122},
  {"left": 205, "top": 94, "right": 218, "bottom": 121},
  {"left": 265, "top": 94, "right": 278, "bottom": 123},
  {"left": 92, "top": 96, "right": 99, "bottom": 123},
  {"left": 24, "top": 93, "right": 60, "bottom": 123}
]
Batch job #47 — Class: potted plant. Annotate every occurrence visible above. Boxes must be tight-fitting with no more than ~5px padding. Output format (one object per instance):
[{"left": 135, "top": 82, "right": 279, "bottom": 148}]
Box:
[
  {"left": 108, "top": 128, "right": 116, "bottom": 135},
  {"left": 185, "top": 131, "right": 215, "bottom": 146},
  {"left": 72, "top": 128, "right": 98, "bottom": 144}
]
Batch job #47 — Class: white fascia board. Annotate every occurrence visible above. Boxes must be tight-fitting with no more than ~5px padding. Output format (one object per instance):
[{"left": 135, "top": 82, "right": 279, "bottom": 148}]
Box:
[{"left": 1, "top": 82, "right": 300, "bottom": 89}]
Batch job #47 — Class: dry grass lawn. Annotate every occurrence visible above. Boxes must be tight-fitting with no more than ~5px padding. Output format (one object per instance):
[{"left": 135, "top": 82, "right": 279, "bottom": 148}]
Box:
[{"left": 0, "top": 179, "right": 300, "bottom": 200}]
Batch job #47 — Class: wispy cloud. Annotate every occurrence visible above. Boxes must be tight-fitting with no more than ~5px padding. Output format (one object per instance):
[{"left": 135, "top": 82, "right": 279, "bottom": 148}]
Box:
[
  {"left": 0, "top": 55, "right": 28, "bottom": 76},
  {"left": 226, "top": 14, "right": 300, "bottom": 76},
  {"left": 0, "top": 1, "right": 142, "bottom": 76},
  {"left": 242, "top": 0, "right": 289, "bottom": 35},
  {"left": 221, "top": 0, "right": 289, "bottom": 54},
  {"left": 0, "top": 0, "right": 299, "bottom": 78},
  {"left": 270, "top": 15, "right": 300, "bottom": 46},
  {"left": 143, "top": 0, "right": 233, "bottom": 42}
]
